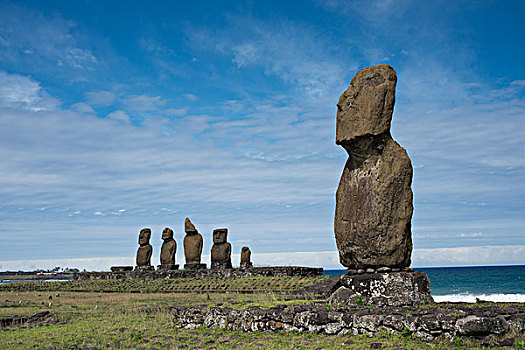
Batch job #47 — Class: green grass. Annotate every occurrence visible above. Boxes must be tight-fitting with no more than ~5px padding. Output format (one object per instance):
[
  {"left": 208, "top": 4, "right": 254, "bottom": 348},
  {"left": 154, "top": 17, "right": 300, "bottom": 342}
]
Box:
[
  {"left": 0, "top": 276, "right": 327, "bottom": 294},
  {"left": 0, "top": 286, "right": 523, "bottom": 349}
]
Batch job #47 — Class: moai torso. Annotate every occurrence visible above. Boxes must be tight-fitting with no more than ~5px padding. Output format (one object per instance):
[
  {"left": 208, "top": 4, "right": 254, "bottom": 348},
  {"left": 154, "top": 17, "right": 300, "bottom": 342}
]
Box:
[
  {"left": 160, "top": 227, "right": 177, "bottom": 265},
  {"left": 183, "top": 218, "right": 203, "bottom": 264},
  {"left": 136, "top": 228, "right": 152, "bottom": 266},
  {"left": 211, "top": 228, "right": 232, "bottom": 268}
]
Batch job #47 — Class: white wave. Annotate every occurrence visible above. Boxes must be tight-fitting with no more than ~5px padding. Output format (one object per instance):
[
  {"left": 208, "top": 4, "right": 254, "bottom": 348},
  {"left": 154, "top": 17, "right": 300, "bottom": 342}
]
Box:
[{"left": 433, "top": 293, "right": 525, "bottom": 303}]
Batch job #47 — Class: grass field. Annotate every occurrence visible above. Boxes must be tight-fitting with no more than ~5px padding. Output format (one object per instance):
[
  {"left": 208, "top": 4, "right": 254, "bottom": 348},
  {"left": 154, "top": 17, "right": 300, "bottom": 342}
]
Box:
[
  {"left": 0, "top": 278, "right": 523, "bottom": 349},
  {"left": 0, "top": 276, "right": 327, "bottom": 294}
]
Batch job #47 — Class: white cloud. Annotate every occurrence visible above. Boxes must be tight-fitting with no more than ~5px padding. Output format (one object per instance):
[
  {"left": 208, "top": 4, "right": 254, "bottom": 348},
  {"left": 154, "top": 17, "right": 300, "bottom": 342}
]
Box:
[
  {"left": 62, "top": 48, "right": 97, "bottom": 69},
  {"left": 0, "top": 71, "right": 59, "bottom": 111},
  {"left": 459, "top": 232, "right": 483, "bottom": 238},
  {"left": 2, "top": 245, "right": 523, "bottom": 271},
  {"left": 0, "top": 252, "right": 338, "bottom": 271},
  {"left": 232, "top": 43, "right": 258, "bottom": 68},
  {"left": 412, "top": 245, "right": 525, "bottom": 267},
  {"left": 0, "top": 4, "right": 105, "bottom": 82},
  {"left": 70, "top": 102, "right": 95, "bottom": 114},
  {"left": 85, "top": 90, "right": 116, "bottom": 106},
  {"left": 107, "top": 110, "right": 131, "bottom": 124},
  {"left": 163, "top": 108, "right": 187, "bottom": 116},
  {"left": 188, "top": 16, "right": 350, "bottom": 98},
  {"left": 124, "top": 94, "right": 166, "bottom": 112},
  {"left": 183, "top": 93, "right": 198, "bottom": 101}
]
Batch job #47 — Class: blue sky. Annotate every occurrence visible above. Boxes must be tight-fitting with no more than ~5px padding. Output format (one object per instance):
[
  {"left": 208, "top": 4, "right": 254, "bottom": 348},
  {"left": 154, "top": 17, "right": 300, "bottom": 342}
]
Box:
[{"left": 0, "top": 0, "right": 524, "bottom": 270}]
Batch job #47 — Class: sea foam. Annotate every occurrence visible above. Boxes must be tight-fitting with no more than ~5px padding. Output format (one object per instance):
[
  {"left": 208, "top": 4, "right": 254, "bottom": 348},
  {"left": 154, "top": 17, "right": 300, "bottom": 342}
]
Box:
[{"left": 433, "top": 293, "right": 525, "bottom": 303}]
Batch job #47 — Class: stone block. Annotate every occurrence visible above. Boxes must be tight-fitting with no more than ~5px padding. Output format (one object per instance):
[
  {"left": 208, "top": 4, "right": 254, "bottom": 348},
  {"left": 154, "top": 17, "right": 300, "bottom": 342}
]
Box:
[
  {"left": 184, "top": 263, "right": 207, "bottom": 270},
  {"left": 110, "top": 266, "right": 133, "bottom": 272},
  {"left": 328, "top": 271, "right": 433, "bottom": 306}
]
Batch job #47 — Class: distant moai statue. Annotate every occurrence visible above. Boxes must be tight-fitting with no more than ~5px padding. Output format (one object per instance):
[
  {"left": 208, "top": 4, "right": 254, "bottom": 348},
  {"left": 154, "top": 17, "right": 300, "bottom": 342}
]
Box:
[
  {"left": 211, "top": 228, "right": 232, "bottom": 269},
  {"left": 135, "top": 228, "right": 153, "bottom": 271},
  {"left": 158, "top": 227, "right": 179, "bottom": 271},
  {"left": 240, "top": 246, "right": 253, "bottom": 269},
  {"left": 183, "top": 218, "right": 206, "bottom": 269}
]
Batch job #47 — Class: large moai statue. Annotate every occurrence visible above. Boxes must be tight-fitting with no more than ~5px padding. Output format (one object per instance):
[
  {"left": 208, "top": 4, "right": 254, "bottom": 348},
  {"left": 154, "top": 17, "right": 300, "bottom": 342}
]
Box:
[
  {"left": 330, "top": 65, "right": 432, "bottom": 306},
  {"left": 334, "top": 64, "right": 413, "bottom": 271},
  {"left": 183, "top": 218, "right": 206, "bottom": 269},
  {"left": 158, "top": 227, "right": 179, "bottom": 271},
  {"left": 210, "top": 228, "right": 232, "bottom": 269},
  {"left": 135, "top": 228, "right": 153, "bottom": 271},
  {"left": 240, "top": 246, "right": 253, "bottom": 269}
]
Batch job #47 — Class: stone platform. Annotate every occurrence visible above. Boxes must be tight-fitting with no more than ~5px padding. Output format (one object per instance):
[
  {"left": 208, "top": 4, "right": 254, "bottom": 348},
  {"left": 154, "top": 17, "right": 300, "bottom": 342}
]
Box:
[
  {"left": 74, "top": 266, "right": 323, "bottom": 281},
  {"left": 328, "top": 271, "right": 433, "bottom": 307},
  {"left": 172, "top": 302, "right": 525, "bottom": 343}
]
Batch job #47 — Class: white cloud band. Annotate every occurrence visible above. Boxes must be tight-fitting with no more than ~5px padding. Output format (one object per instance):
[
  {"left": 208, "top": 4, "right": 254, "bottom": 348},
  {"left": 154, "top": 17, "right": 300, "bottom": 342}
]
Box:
[{"left": 1, "top": 245, "right": 523, "bottom": 271}]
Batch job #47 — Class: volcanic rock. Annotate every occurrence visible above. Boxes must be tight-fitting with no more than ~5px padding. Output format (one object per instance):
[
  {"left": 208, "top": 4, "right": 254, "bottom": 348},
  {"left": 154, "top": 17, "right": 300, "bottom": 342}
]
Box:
[
  {"left": 211, "top": 228, "right": 232, "bottom": 269},
  {"left": 240, "top": 246, "right": 253, "bottom": 269},
  {"left": 158, "top": 227, "right": 179, "bottom": 270},
  {"left": 183, "top": 218, "right": 206, "bottom": 269},
  {"left": 334, "top": 64, "right": 413, "bottom": 270},
  {"left": 136, "top": 228, "right": 153, "bottom": 267},
  {"left": 328, "top": 271, "right": 433, "bottom": 307}
]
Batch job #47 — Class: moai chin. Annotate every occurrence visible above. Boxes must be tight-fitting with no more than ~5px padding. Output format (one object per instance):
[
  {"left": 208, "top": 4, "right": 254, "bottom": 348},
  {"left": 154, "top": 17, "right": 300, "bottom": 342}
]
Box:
[
  {"left": 135, "top": 228, "right": 153, "bottom": 271},
  {"left": 158, "top": 227, "right": 179, "bottom": 271},
  {"left": 211, "top": 228, "right": 232, "bottom": 269},
  {"left": 183, "top": 218, "right": 206, "bottom": 269},
  {"left": 240, "top": 246, "right": 253, "bottom": 269}
]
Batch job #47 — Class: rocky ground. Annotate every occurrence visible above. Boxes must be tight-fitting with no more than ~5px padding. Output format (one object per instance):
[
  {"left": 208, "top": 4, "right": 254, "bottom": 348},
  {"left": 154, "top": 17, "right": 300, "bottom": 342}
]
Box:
[{"left": 0, "top": 278, "right": 524, "bottom": 349}]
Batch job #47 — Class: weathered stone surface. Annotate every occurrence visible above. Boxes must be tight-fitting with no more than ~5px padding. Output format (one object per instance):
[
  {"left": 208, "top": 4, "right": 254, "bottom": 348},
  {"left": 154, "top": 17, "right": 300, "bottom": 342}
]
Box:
[
  {"left": 240, "top": 246, "right": 253, "bottom": 269},
  {"left": 136, "top": 228, "right": 152, "bottom": 267},
  {"left": 134, "top": 265, "right": 154, "bottom": 272},
  {"left": 334, "top": 64, "right": 413, "bottom": 270},
  {"left": 336, "top": 64, "right": 396, "bottom": 143},
  {"left": 183, "top": 218, "right": 203, "bottom": 265},
  {"left": 172, "top": 303, "right": 525, "bottom": 342},
  {"left": 376, "top": 267, "right": 391, "bottom": 273},
  {"left": 185, "top": 217, "right": 197, "bottom": 233},
  {"left": 160, "top": 227, "right": 177, "bottom": 265},
  {"left": 157, "top": 264, "right": 179, "bottom": 271},
  {"left": 328, "top": 271, "right": 433, "bottom": 307},
  {"left": 1, "top": 311, "right": 55, "bottom": 329},
  {"left": 110, "top": 266, "right": 133, "bottom": 272},
  {"left": 183, "top": 263, "right": 207, "bottom": 270},
  {"left": 211, "top": 228, "right": 232, "bottom": 269},
  {"left": 455, "top": 315, "right": 508, "bottom": 336}
]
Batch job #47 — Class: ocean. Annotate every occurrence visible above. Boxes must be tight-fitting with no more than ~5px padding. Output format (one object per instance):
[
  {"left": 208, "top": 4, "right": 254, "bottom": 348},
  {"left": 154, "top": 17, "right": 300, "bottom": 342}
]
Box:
[{"left": 324, "top": 265, "right": 525, "bottom": 303}]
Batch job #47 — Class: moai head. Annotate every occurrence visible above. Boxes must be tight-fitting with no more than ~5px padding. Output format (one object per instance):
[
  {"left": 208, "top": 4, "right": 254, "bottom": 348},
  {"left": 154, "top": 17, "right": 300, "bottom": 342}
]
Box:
[
  {"left": 138, "top": 228, "right": 151, "bottom": 246},
  {"left": 185, "top": 218, "right": 198, "bottom": 236},
  {"left": 213, "top": 228, "right": 228, "bottom": 244},
  {"left": 336, "top": 64, "right": 396, "bottom": 146},
  {"left": 162, "top": 227, "right": 174, "bottom": 241}
]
